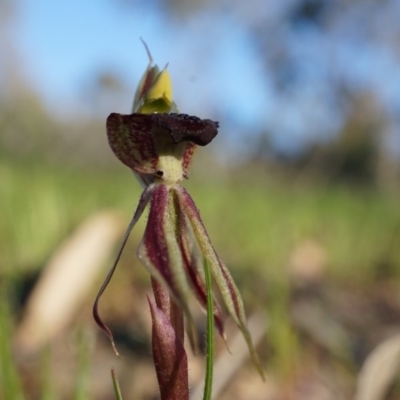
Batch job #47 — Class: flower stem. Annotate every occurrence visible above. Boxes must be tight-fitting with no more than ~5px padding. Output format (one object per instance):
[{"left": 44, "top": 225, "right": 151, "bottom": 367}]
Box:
[
  {"left": 150, "top": 278, "right": 189, "bottom": 400},
  {"left": 151, "top": 278, "right": 185, "bottom": 343}
]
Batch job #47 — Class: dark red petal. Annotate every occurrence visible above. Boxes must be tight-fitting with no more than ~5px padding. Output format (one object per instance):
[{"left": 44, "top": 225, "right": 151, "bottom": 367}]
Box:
[
  {"left": 138, "top": 184, "right": 176, "bottom": 291},
  {"left": 106, "top": 113, "right": 159, "bottom": 175},
  {"left": 181, "top": 142, "right": 196, "bottom": 179},
  {"left": 138, "top": 184, "right": 196, "bottom": 339},
  {"left": 176, "top": 186, "right": 265, "bottom": 380},
  {"left": 171, "top": 188, "right": 225, "bottom": 338}
]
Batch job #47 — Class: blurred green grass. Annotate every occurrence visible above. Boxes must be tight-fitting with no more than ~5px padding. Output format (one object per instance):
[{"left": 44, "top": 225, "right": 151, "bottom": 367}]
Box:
[
  {"left": 2, "top": 158, "right": 399, "bottom": 284},
  {"left": 2, "top": 157, "right": 400, "bottom": 398}
]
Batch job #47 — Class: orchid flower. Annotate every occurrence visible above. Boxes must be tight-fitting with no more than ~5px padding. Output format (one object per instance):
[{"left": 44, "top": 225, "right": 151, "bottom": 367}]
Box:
[{"left": 94, "top": 43, "right": 264, "bottom": 400}]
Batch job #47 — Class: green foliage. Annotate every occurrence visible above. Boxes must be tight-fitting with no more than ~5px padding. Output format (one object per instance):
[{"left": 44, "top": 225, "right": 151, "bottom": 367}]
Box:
[
  {"left": 72, "top": 327, "right": 91, "bottom": 400},
  {"left": 0, "top": 159, "right": 141, "bottom": 277},
  {"left": 39, "top": 347, "right": 57, "bottom": 400},
  {"left": 0, "top": 286, "right": 25, "bottom": 400},
  {"left": 2, "top": 157, "right": 400, "bottom": 393},
  {"left": 184, "top": 179, "right": 400, "bottom": 284},
  {"left": 2, "top": 158, "right": 399, "bottom": 284},
  {"left": 0, "top": 284, "right": 93, "bottom": 400}
]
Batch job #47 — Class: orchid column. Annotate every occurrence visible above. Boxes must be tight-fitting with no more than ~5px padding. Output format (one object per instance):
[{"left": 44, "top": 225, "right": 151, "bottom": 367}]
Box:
[{"left": 94, "top": 46, "right": 264, "bottom": 400}]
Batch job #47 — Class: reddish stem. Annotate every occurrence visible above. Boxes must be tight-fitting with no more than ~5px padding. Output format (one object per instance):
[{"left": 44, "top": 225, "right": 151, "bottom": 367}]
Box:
[{"left": 150, "top": 278, "right": 189, "bottom": 400}]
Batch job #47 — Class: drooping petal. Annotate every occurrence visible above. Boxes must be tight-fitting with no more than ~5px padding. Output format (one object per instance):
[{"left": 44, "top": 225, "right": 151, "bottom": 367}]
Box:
[
  {"left": 176, "top": 186, "right": 265, "bottom": 380},
  {"left": 148, "top": 295, "right": 189, "bottom": 400},
  {"left": 93, "top": 184, "right": 155, "bottom": 354},
  {"left": 171, "top": 188, "right": 225, "bottom": 338},
  {"left": 137, "top": 184, "right": 196, "bottom": 346}
]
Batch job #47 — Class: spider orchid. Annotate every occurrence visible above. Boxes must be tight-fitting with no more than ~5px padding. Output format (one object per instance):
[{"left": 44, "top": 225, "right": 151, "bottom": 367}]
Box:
[{"left": 94, "top": 43, "right": 264, "bottom": 399}]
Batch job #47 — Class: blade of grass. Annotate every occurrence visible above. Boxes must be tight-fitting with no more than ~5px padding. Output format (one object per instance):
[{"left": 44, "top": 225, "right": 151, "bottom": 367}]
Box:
[
  {"left": 203, "top": 258, "right": 214, "bottom": 400},
  {"left": 73, "top": 327, "right": 90, "bottom": 400},
  {"left": 111, "top": 369, "right": 123, "bottom": 400}
]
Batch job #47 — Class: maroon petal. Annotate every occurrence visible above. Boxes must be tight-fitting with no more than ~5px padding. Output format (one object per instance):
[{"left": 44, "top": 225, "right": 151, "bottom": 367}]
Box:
[
  {"left": 137, "top": 184, "right": 178, "bottom": 296},
  {"left": 171, "top": 188, "right": 225, "bottom": 338},
  {"left": 176, "top": 186, "right": 265, "bottom": 380},
  {"left": 137, "top": 184, "right": 197, "bottom": 346},
  {"left": 106, "top": 113, "right": 159, "bottom": 176}
]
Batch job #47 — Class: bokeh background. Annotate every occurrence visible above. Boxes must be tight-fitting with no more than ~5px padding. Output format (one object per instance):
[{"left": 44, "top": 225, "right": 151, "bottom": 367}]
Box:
[{"left": 1, "top": 0, "right": 400, "bottom": 399}]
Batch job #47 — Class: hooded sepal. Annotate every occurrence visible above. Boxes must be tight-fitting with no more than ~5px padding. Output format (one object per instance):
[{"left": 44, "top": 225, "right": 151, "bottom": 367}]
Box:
[{"left": 106, "top": 113, "right": 218, "bottom": 184}]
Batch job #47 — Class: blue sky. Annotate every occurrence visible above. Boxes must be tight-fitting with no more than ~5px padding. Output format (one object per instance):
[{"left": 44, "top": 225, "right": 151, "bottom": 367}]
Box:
[
  {"left": 14, "top": 1, "right": 270, "bottom": 126},
  {"left": 9, "top": 0, "right": 400, "bottom": 157}
]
